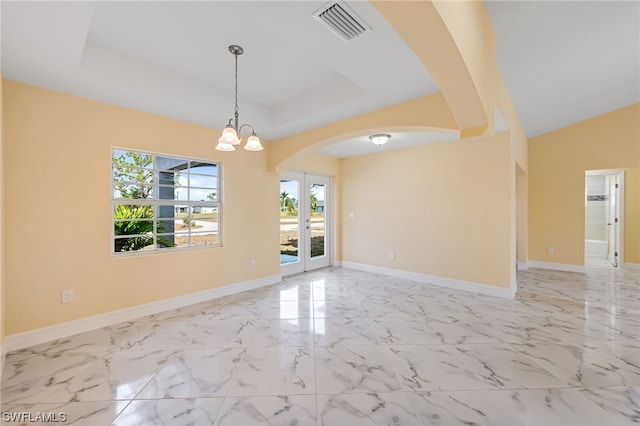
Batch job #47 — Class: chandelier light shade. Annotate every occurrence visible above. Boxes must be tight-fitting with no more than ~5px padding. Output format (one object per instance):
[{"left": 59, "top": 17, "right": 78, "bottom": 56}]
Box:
[
  {"left": 369, "top": 134, "right": 391, "bottom": 146},
  {"left": 215, "top": 45, "right": 263, "bottom": 152}
]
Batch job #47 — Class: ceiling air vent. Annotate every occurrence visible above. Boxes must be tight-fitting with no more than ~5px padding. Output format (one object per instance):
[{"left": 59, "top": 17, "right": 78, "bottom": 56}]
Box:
[{"left": 313, "top": 1, "right": 370, "bottom": 42}]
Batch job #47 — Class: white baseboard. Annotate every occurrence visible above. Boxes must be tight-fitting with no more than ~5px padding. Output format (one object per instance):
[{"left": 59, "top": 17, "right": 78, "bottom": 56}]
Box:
[
  {"left": 517, "top": 262, "right": 529, "bottom": 270},
  {"left": 4, "top": 274, "right": 281, "bottom": 354},
  {"left": 331, "top": 260, "right": 342, "bottom": 267},
  {"left": 623, "top": 262, "right": 640, "bottom": 271},
  {"left": 527, "top": 261, "right": 585, "bottom": 273},
  {"left": 341, "top": 261, "right": 515, "bottom": 299}
]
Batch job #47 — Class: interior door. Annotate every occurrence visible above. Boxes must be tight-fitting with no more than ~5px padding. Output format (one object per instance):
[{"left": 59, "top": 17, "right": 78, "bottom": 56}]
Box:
[
  {"left": 606, "top": 174, "right": 619, "bottom": 267},
  {"left": 280, "top": 172, "right": 330, "bottom": 275}
]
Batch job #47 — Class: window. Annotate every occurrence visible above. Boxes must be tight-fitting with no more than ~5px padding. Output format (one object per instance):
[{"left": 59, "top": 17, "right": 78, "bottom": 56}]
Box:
[{"left": 112, "top": 149, "right": 220, "bottom": 254}]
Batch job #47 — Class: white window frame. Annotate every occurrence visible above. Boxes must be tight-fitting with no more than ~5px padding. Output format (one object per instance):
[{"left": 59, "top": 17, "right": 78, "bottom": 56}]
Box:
[{"left": 111, "top": 148, "right": 222, "bottom": 255}]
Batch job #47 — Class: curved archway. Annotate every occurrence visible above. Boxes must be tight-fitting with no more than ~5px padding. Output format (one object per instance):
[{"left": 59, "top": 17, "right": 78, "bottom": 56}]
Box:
[
  {"left": 280, "top": 126, "right": 460, "bottom": 168},
  {"left": 269, "top": 93, "right": 459, "bottom": 172}
]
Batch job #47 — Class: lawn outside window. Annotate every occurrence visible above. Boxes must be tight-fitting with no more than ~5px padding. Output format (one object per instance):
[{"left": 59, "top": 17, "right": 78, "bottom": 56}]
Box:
[{"left": 112, "top": 149, "right": 221, "bottom": 254}]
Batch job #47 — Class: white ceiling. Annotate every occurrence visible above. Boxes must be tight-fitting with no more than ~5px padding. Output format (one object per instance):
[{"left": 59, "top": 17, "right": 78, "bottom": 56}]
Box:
[
  {"left": 1, "top": 1, "right": 638, "bottom": 158},
  {"left": 484, "top": 0, "right": 640, "bottom": 138}
]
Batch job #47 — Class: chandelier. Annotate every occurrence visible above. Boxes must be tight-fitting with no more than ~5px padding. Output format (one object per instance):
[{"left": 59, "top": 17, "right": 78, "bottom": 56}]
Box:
[{"left": 215, "top": 45, "right": 263, "bottom": 152}]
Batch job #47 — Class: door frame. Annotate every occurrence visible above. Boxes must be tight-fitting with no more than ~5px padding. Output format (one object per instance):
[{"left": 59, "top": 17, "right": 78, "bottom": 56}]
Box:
[
  {"left": 585, "top": 169, "right": 625, "bottom": 267},
  {"left": 280, "top": 172, "right": 332, "bottom": 276}
]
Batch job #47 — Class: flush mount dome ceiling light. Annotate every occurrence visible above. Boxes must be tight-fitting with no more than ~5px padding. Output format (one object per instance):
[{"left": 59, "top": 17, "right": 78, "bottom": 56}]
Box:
[
  {"left": 215, "top": 45, "right": 263, "bottom": 152},
  {"left": 369, "top": 134, "right": 391, "bottom": 146}
]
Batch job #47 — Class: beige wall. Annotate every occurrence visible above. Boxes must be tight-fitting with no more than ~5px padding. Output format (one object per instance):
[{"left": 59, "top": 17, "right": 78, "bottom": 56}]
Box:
[
  {"left": 529, "top": 103, "right": 640, "bottom": 266},
  {"left": 0, "top": 74, "right": 5, "bottom": 343},
  {"left": 341, "top": 132, "right": 512, "bottom": 288},
  {"left": 3, "top": 80, "right": 280, "bottom": 335}
]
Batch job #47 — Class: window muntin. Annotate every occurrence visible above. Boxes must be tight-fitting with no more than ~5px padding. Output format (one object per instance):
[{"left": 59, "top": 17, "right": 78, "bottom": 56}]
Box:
[{"left": 112, "top": 149, "right": 221, "bottom": 254}]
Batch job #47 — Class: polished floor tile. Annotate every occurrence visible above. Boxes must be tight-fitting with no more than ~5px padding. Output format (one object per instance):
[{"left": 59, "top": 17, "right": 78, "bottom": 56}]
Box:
[
  {"left": 215, "top": 395, "right": 316, "bottom": 426},
  {"left": 491, "top": 387, "right": 629, "bottom": 425},
  {"left": 381, "top": 345, "right": 488, "bottom": 391},
  {"left": 317, "top": 392, "right": 420, "bottom": 426},
  {"left": 313, "top": 317, "right": 380, "bottom": 346},
  {"left": 453, "top": 343, "right": 569, "bottom": 389},
  {"left": 406, "top": 390, "right": 524, "bottom": 425},
  {"left": 136, "top": 348, "right": 244, "bottom": 399},
  {"left": 315, "top": 345, "right": 401, "bottom": 394},
  {"left": 112, "top": 398, "right": 224, "bottom": 426},
  {"left": 2, "top": 263, "right": 638, "bottom": 424},
  {"left": 227, "top": 346, "right": 315, "bottom": 396}
]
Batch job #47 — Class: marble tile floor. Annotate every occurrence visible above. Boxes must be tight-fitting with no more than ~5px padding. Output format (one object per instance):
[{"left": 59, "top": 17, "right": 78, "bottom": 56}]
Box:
[{"left": 1, "top": 264, "right": 638, "bottom": 425}]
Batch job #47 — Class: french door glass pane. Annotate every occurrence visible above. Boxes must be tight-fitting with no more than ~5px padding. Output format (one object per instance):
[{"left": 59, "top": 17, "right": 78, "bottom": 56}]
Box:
[
  {"left": 280, "top": 179, "right": 300, "bottom": 265},
  {"left": 309, "top": 182, "right": 326, "bottom": 259}
]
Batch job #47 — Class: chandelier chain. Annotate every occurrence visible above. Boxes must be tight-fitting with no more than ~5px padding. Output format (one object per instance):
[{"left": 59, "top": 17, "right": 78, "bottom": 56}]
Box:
[{"left": 234, "top": 54, "right": 239, "bottom": 115}]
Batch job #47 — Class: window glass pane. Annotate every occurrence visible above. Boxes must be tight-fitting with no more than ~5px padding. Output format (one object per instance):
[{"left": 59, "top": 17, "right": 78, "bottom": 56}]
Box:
[
  {"left": 156, "top": 233, "right": 176, "bottom": 249},
  {"left": 191, "top": 206, "right": 218, "bottom": 218},
  {"left": 160, "top": 190, "right": 189, "bottom": 202},
  {"left": 176, "top": 174, "right": 188, "bottom": 186},
  {"left": 192, "top": 217, "right": 218, "bottom": 231},
  {"left": 157, "top": 185, "right": 178, "bottom": 200},
  {"left": 189, "top": 162, "right": 218, "bottom": 176},
  {"left": 157, "top": 218, "right": 176, "bottom": 235},
  {"left": 189, "top": 231, "right": 219, "bottom": 247},
  {"left": 113, "top": 150, "right": 153, "bottom": 168},
  {"left": 114, "top": 235, "right": 155, "bottom": 252},
  {"left": 157, "top": 156, "right": 189, "bottom": 172},
  {"left": 189, "top": 188, "right": 218, "bottom": 201},
  {"left": 113, "top": 204, "right": 154, "bottom": 218},
  {"left": 113, "top": 219, "right": 154, "bottom": 236},
  {"left": 157, "top": 170, "right": 185, "bottom": 188},
  {"left": 172, "top": 204, "right": 191, "bottom": 218},
  {"left": 113, "top": 166, "right": 153, "bottom": 185},
  {"left": 174, "top": 216, "right": 193, "bottom": 233},
  {"left": 189, "top": 174, "right": 217, "bottom": 190},
  {"left": 113, "top": 184, "right": 154, "bottom": 199}
]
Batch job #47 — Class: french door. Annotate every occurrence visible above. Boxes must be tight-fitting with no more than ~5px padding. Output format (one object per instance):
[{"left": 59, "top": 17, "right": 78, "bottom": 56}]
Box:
[{"left": 280, "top": 172, "right": 331, "bottom": 275}]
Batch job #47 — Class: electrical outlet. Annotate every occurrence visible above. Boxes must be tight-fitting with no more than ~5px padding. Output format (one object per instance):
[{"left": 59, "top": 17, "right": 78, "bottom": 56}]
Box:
[
  {"left": 61, "top": 289, "right": 74, "bottom": 303},
  {"left": 389, "top": 251, "right": 396, "bottom": 260},
  {"left": 547, "top": 247, "right": 554, "bottom": 254},
  {"left": 250, "top": 259, "right": 256, "bottom": 268}
]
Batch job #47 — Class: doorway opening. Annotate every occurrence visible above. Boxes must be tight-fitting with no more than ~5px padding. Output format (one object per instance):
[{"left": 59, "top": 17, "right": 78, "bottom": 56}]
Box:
[
  {"left": 584, "top": 170, "right": 624, "bottom": 267},
  {"left": 280, "top": 172, "right": 331, "bottom": 275}
]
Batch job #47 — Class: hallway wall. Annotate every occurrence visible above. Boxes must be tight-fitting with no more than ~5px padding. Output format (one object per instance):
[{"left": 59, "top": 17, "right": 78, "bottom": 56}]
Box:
[{"left": 529, "top": 103, "right": 640, "bottom": 267}]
